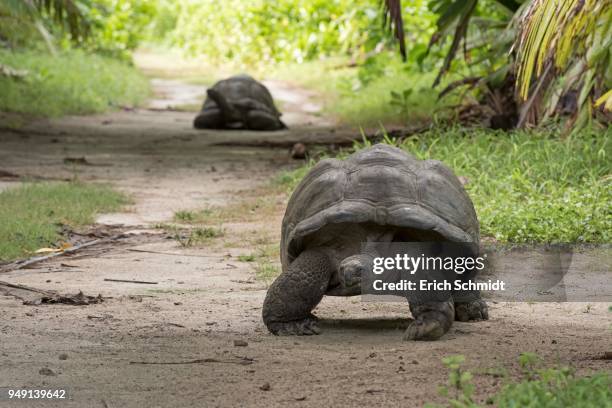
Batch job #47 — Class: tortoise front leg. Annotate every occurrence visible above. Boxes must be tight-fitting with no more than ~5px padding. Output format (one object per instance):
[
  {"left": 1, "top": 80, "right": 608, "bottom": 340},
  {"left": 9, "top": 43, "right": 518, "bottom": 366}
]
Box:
[
  {"left": 246, "top": 110, "right": 285, "bottom": 130},
  {"left": 193, "top": 108, "right": 223, "bottom": 129},
  {"left": 262, "top": 249, "right": 333, "bottom": 335},
  {"left": 404, "top": 300, "right": 454, "bottom": 341}
]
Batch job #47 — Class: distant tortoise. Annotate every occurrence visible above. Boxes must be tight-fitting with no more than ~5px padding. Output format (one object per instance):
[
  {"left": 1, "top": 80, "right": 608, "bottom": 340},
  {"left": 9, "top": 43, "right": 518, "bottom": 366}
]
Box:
[
  {"left": 193, "top": 74, "right": 286, "bottom": 130},
  {"left": 262, "top": 144, "right": 488, "bottom": 340}
]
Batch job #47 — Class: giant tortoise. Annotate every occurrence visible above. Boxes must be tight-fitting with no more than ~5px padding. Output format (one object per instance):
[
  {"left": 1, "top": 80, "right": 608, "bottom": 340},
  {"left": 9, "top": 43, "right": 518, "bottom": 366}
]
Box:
[
  {"left": 193, "top": 74, "right": 286, "bottom": 131},
  {"left": 262, "top": 144, "right": 488, "bottom": 340}
]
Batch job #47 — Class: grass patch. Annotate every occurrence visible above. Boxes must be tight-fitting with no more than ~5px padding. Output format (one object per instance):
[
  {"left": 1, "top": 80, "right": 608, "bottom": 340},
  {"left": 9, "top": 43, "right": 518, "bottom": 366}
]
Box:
[
  {"left": 237, "top": 254, "right": 256, "bottom": 262},
  {"left": 237, "top": 244, "right": 281, "bottom": 282},
  {"left": 173, "top": 193, "right": 283, "bottom": 225},
  {"left": 277, "top": 127, "right": 611, "bottom": 243},
  {"left": 171, "top": 226, "right": 225, "bottom": 248},
  {"left": 270, "top": 53, "right": 455, "bottom": 127},
  {"left": 0, "top": 49, "right": 150, "bottom": 117},
  {"left": 255, "top": 260, "right": 280, "bottom": 282},
  {"left": 429, "top": 353, "right": 611, "bottom": 407},
  {"left": 0, "top": 182, "right": 128, "bottom": 261}
]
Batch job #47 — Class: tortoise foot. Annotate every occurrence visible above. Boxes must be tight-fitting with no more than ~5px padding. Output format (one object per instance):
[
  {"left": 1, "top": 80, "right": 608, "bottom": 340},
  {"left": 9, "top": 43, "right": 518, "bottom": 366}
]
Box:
[
  {"left": 267, "top": 315, "right": 321, "bottom": 336},
  {"left": 403, "top": 312, "right": 449, "bottom": 341}
]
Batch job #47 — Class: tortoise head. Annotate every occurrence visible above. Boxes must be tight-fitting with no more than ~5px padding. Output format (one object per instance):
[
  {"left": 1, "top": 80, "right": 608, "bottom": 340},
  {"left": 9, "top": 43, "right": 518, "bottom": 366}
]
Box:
[{"left": 338, "top": 253, "right": 375, "bottom": 288}]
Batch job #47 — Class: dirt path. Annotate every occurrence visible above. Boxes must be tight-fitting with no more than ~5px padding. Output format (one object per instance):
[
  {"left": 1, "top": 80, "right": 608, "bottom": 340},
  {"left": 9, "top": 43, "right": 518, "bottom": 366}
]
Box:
[{"left": 0, "top": 75, "right": 610, "bottom": 408}]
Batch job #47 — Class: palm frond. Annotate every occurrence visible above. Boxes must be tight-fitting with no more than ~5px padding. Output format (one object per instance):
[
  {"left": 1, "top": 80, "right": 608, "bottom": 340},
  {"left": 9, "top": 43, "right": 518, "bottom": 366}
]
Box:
[
  {"left": 594, "top": 89, "right": 612, "bottom": 111},
  {"left": 430, "top": 0, "right": 478, "bottom": 88},
  {"left": 3, "top": 0, "right": 89, "bottom": 43},
  {"left": 382, "top": 0, "right": 406, "bottom": 61},
  {"left": 515, "top": 0, "right": 611, "bottom": 127}
]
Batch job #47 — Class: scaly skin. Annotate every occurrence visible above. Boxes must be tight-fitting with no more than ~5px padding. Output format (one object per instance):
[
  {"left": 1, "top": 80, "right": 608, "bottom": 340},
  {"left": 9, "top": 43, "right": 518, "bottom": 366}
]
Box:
[
  {"left": 404, "top": 300, "right": 455, "bottom": 341},
  {"left": 262, "top": 249, "right": 333, "bottom": 335}
]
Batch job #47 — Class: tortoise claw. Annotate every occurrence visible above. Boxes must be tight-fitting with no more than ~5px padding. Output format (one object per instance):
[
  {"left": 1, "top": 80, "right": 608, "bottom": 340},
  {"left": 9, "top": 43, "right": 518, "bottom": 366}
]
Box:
[
  {"left": 268, "top": 316, "right": 321, "bottom": 336},
  {"left": 403, "top": 316, "right": 446, "bottom": 341},
  {"left": 455, "top": 299, "right": 489, "bottom": 322}
]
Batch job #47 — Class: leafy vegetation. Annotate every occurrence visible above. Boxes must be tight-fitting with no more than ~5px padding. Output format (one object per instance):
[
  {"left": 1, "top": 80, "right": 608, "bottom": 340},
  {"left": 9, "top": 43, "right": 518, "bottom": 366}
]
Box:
[
  {"left": 272, "top": 55, "right": 449, "bottom": 126},
  {"left": 514, "top": 0, "right": 612, "bottom": 129},
  {"left": 171, "top": 226, "right": 225, "bottom": 248},
  {"left": 0, "top": 182, "right": 128, "bottom": 261},
  {"left": 164, "top": 0, "right": 437, "bottom": 67},
  {"left": 278, "top": 127, "right": 611, "bottom": 243},
  {"left": 382, "top": 0, "right": 611, "bottom": 130},
  {"left": 428, "top": 353, "right": 611, "bottom": 407},
  {"left": 0, "top": 49, "right": 150, "bottom": 117},
  {"left": 1, "top": 0, "right": 157, "bottom": 59}
]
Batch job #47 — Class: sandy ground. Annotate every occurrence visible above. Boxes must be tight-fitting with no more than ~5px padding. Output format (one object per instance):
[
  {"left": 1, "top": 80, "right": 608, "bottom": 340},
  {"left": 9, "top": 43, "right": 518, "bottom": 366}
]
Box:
[{"left": 0, "top": 75, "right": 610, "bottom": 408}]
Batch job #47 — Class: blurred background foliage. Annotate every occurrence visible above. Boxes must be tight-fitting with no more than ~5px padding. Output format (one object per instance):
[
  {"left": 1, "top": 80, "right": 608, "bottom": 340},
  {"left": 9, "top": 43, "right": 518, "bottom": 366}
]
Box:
[{"left": 0, "top": 0, "right": 610, "bottom": 129}]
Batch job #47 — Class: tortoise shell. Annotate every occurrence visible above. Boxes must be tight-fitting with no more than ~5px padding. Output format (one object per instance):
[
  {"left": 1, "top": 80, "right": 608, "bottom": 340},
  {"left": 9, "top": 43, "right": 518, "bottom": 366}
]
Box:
[{"left": 281, "top": 144, "right": 479, "bottom": 268}]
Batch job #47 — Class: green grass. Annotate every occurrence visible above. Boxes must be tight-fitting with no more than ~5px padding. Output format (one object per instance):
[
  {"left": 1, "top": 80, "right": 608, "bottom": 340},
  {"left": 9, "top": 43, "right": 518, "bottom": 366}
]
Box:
[
  {"left": 429, "top": 354, "right": 611, "bottom": 408},
  {"left": 277, "top": 127, "right": 611, "bottom": 243},
  {"left": 0, "top": 182, "right": 129, "bottom": 261},
  {"left": 170, "top": 226, "right": 225, "bottom": 248},
  {"left": 254, "top": 260, "right": 280, "bottom": 282},
  {"left": 237, "top": 245, "right": 280, "bottom": 282},
  {"left": 0, "top": 49, "right": 150, "bottom": 117}
]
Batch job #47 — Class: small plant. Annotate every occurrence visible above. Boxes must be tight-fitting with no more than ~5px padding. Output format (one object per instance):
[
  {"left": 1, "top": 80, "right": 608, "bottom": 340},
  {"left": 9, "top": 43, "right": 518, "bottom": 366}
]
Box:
[
  {"left": 174, "top": 210, "right": 196, "bottom": 222},
  {"left": 173, "top": 226, "right": 224, "bottom": 247},
  {"left": 390, "top": 88, "right": 413, "bottom": 117},
  {"left": 237, "top": 254, "right": 256, "bottom": 262},
  {"left": 236, "top": 244, "right": 281, "bottom": 282},
  {"left": 174, "top": 208, "right": 216, "bottom": 223},
  {"left": 429, "top": 353, "right": 612, "bottom": 407},
  {"left": 432, "top": 355, "right": 477, "bottom": 408},
  {"left": 255, "top": 260, "right": 280, "bottom": 282},
  {"left": 497, "top": 367, "right": 610, "bottom": 407},
  {"left": 518, "top": 352, "right": 542, "bottom": 380}
]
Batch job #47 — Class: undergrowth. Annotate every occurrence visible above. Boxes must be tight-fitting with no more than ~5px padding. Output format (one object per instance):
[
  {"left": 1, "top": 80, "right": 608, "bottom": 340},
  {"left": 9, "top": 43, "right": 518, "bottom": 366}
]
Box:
[
  {"left": 276, "top": 127, "right": 611, "bottom": 243},
  {"left": 0, "top": 49, "right": 150, "bottom": 117}
]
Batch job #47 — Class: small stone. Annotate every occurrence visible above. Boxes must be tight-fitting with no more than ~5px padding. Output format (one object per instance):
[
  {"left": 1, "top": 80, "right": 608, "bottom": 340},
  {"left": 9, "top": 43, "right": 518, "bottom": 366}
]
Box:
[
  {"left": 234, "top": 340, "right": 248, "bottom": 347},
  {"left": 411, "top": 360, "right": 419, "bottom": 365},
  {"left": 259, "top": 382, "right": 271, "bottom": 391},
  {"left": 458, "top": 176, "right": 470, "bottom": 186},
  {"left": 295, "top": 396, "right": 307, "bottom": 401},
  {"left": 291, "top": 143, "right": 307, "bottom": 159},
  {"left": 25, "top": 312, "right": 34, "bottom": 317},
  {"left": 58, "top": 354, "right": 68, "bottom": 361},
  {"left": 551, "top": 339, "right": 558, "bottom": 344},
  {"left": 174, "top": 302, "right": 183, "bottom": 306},
  {"left": 368, "top": 352, "right": 377, "bottom": 358},
  {"left": 39, "top": 368, "right": 55, "bottom": 376}
]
